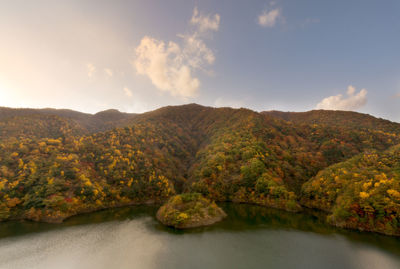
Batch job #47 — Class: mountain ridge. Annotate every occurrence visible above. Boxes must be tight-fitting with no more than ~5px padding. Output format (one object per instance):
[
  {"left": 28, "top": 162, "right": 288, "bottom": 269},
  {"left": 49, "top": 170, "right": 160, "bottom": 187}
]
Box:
[{"left": 1, "top": 104, "right": 400, "bottom": 235}]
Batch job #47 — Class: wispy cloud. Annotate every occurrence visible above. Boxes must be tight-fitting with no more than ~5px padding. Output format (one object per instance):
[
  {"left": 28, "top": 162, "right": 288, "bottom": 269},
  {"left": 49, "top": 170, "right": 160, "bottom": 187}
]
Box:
[
  {"left": 316, "top": 85, "right": 367, "bottom": 111},
  {"left": 104, "top": 68, "right": 113, "bottom": 78},
  {"left": 134, "top": 7, "right": 219, "bottom": 98},
  {"left": 258, "top": 7, "right": 281, "bottom": 28},
  {"left": 86, "top": 63, "right": 96, "bottom": 79},
  {"left": 123, "top": 87, "right": 132, "bottom": 97},
  {"left": 190, "top": 7, "right": 220, "bottom": 32}
]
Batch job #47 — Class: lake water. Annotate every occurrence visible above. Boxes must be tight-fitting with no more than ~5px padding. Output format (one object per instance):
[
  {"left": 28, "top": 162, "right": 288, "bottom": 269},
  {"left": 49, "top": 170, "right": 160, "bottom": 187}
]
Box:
[{"left": 0, "top": 204, "right": 399, "bottom": 269}]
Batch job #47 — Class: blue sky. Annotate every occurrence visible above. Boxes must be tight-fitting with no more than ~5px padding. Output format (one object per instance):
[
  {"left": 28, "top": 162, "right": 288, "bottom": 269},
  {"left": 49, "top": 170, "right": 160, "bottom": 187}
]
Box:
[{"left": 0, "top": 0, "right": 399, "bottom": 121}]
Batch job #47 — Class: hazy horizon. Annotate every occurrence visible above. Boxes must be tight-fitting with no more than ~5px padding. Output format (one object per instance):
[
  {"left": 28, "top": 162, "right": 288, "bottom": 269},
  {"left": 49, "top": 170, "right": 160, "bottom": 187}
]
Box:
[
  {"left": 2, "top": 102, "right": 398, "bottom": 124},
  {"left": 1, "top": 0, "right": 399, "bottom": 121}
]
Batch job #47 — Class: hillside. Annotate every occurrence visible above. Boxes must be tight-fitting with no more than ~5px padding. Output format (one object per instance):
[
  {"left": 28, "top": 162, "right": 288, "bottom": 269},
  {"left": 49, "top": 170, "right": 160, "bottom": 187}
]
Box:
[
  {"left": 301, "top": 145, "right": 400, "bottom": 236},
  {"left": 0, "top": 104, "right": 400, "bottom": 235},
  {"left": 263, "top": 109, "right": 400, "bottom": 134},
  {"left": 0, "top": 107, "right": 137, "bottom": 140}
]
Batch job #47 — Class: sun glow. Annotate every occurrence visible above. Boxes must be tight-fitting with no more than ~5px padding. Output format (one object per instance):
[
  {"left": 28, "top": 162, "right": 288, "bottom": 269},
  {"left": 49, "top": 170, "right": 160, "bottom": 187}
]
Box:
[
  {"left": 0, "top": 80, "right": 11, "bottom": 106},
  {"left": 0, "top": 78, "right": 20, "bottom": 108}
]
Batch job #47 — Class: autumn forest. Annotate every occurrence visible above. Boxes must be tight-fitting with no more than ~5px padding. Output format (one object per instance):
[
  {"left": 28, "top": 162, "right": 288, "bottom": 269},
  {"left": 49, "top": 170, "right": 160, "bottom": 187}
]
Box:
[{"left": 1, "top": 104, "right": 400, "bottom": 236}]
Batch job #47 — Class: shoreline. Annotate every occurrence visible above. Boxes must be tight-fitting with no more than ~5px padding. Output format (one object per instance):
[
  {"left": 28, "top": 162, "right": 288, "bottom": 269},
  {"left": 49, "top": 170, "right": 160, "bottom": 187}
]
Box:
[{"left": 2, "top": 199, "right": 399, "bottom": 237}]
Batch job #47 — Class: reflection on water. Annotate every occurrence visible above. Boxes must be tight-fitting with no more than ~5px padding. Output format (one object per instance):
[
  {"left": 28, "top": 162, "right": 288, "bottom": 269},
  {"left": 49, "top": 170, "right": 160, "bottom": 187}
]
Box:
[{"left": 0, "top": 204, "right": 399, "bottom": 269}]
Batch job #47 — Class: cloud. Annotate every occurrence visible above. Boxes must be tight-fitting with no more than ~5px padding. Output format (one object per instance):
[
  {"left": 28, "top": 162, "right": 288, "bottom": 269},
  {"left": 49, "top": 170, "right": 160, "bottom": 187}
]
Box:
[
  {"left": 134, "top": 37, "right": 200, "bottom": 97},
  {"left": 179, "top": 33, "right": 216, "bottom": 70},
  {"left": 258, "top": 8, "right": 281, "bottom": 27},
  {"left": 86, "top": 63, "right": 96, "bottom": 78},
  {"left": 190, "top": 7, "right": 220, "bottom": 32},
  {"left": 316, "top": 85, "right": 368, "bottom": 111},
  {"left": 134, "top": 7, "right": 219, "bottom": 98},
  {"left": 123, "top": 87, "right": 132, "bottom": 97},
  {"left": 104, "top": 68, "right": 113, "bottom": 78}
]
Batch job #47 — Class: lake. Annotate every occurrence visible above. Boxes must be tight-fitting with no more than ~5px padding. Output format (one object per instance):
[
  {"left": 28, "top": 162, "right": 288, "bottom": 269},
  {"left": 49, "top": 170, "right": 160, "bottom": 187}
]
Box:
[{"left": 0, "top": 203, "right": 399, "bottom": 269}]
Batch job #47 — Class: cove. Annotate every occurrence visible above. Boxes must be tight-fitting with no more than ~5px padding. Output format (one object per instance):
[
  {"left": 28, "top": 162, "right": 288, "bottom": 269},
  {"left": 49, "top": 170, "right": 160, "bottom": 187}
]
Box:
[{"left": 0, "top": 204, "right": 399, "bottom": 269}]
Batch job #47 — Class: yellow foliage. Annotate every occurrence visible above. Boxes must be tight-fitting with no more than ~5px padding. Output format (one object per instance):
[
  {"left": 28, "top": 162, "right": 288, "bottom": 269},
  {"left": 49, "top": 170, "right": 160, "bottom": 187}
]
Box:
[
  {"left": 47, "top": 138, "right": 61, "bottom": 145},
  {"left": 362, "top": 182, "right": 372, "bottom": 190},
  {"left": 6, "top": 197, "right": 21, "bottom": 208},
  {"left": 387, "top": 189, "right": 400, "bottom": 199},
  {"left": 18, "top": 159, "right": 24, "bottom": 169},
  {"left": 38, "top": 142, "right": 46, "bottom": 147},
  {"left": 177, "top": 212, "right": 189, "bottom": 222},
  {"left": 0, "top": 179, "right": 7, "bottom": 190}
]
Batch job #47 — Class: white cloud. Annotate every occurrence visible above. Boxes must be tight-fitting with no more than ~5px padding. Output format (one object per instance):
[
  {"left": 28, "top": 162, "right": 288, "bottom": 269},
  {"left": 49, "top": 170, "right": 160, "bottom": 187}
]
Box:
[
  {"left": 190, "top": 7, "right": 220, "bottom": 32},
  {"left": 316, "top": 85, "right": 368, "bottom": 111},
  {"left": 123, "top": 87, "right": 132, "bottom": 97},
  {"left": 134, "top": 37, "right": 200, "bottom": 97},
  {"left": 347, "top": 85, "right": 356, "bottom": 95},
  {"left": 258, "top": 8, "right": 281, "bottom": 27},
  {"left": 179, "top": 33, "right": 216, "bottom": 69},
  {"left": 134, "top": 7, "right": 219, "bottom": 98},
  {"left": 104, "top": 68, "right": 113, "bottom": 78},
  {"left": 86, "top": 63, "right": 96, "bottom": 78}
]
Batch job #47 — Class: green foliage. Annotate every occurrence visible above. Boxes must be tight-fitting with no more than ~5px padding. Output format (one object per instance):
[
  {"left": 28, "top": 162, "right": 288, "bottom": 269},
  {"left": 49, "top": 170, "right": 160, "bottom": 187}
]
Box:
[
  {"left": 0, "top": 114, "right": 87, "bottom": 141},
  {"left": 0, "top": 119, "right": 190, "bottom": 221},
  {"left": 156, "top": 193, "right": 225, "bottom": 228},
  {"left": 1, "top": 104, "right": 400, "bottom": 235},
  {"left": 302, "top": 146, "right": 400, "bottom": 235},
  {"left": 180, "top": 192, "right": 202, "bottom": 203}
]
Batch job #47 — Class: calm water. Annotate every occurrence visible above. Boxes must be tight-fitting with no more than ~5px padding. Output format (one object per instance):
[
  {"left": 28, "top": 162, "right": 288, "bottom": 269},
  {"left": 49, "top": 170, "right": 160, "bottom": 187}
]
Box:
[{"left": 0, "top": 204, "right": 400, "bottom": 269}]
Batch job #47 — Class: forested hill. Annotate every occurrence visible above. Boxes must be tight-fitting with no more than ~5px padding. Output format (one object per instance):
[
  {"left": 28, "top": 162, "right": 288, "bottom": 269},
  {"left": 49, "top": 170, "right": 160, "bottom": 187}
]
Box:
[
  {"left": 1, "top": 104, "right": 400, "bottom": 235},
  {"left": 262, "top": 110, "right": 400, "bottom": 134},
  {"left": 0, "top": 107, "right": 137, "bottom": 139}
]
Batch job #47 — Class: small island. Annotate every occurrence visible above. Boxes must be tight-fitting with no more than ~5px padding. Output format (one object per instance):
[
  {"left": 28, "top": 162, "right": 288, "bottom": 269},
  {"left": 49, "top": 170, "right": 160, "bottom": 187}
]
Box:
[{"left": 156, "top": 193, "right": 227, "bottom": 229}]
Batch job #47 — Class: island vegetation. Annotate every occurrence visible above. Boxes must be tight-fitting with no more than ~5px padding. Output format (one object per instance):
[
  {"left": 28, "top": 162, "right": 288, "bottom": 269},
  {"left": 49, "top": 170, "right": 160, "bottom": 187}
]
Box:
[{"left": 156, "top": 193, "right": 226, "bottom": 228}]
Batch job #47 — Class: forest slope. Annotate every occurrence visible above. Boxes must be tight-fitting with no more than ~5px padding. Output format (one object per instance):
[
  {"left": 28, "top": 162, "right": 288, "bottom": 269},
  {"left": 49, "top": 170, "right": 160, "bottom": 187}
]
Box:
[
  {"left": 0, "top": 107, "right": 137, "bottom": 140},
  {"left": 263, "top": 110, "right": 400, "bottom": 134},
  {"left": 0, "top": 104, "right": 400, "bottom": 235},
  {"left": 301, "top": 145, "right": 400, "bottom": 235}
]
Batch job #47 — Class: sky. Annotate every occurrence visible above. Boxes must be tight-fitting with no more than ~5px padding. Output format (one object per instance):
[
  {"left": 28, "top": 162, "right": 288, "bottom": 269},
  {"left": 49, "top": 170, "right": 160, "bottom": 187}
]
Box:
[{"left": 0, "top": 0, "right": 399, "bottom": 121}]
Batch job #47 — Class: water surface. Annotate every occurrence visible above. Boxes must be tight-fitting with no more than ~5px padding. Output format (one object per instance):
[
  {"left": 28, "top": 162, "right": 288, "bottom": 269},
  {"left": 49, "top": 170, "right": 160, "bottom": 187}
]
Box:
[{"left": 0, "top": 204, "right": 399, "bottom": 269}]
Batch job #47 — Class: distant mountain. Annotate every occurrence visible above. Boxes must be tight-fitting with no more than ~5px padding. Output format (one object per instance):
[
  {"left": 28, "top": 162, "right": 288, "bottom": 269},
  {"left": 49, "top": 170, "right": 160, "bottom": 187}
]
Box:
[
  {"left": 0, "top": 114, "right": 87, "bottom": 140},
  {"left": 93, "top": 109, "right": 133, "bottom": 123},
  {"left": 0, "top": 107, "right": 92, "bottom": 121},
  {"left": 0, "top": 107, "right": 137, "bottom": 140},
  {"left": 0, "top": 104, "right": 399, "bottom": 235},
  {"left": 262, "top": 110, "right": 400, "bottom": 134}
]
